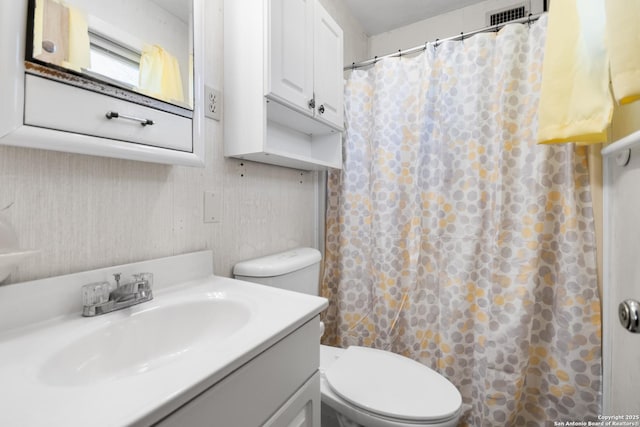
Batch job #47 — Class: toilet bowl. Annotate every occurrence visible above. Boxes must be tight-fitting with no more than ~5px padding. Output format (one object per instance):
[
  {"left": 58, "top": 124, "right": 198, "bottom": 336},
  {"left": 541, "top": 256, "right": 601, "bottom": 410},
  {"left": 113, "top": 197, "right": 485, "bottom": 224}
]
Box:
[
  {"left": 320, "top": 345, "right": 461, "bottom": 427},
  {"left": 234, "top": 248, "right": 462, "bottom": 427}
]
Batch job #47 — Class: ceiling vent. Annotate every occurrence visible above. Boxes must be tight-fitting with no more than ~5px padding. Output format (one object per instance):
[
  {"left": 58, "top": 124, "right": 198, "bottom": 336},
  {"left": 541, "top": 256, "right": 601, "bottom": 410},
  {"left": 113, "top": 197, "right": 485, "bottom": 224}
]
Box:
[{"left": 487, "top": 4, "right": 527, "bottom": 26}]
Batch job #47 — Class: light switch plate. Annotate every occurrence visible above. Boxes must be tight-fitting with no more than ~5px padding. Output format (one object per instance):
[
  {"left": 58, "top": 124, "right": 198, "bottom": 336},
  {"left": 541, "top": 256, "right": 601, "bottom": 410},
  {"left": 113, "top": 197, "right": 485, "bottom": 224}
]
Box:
[
  {"left": 204, "top": 86, "right": 222, "bottom": 121},
  {"left": 203, "top": 191, "right": 222, "bottom": 223}
]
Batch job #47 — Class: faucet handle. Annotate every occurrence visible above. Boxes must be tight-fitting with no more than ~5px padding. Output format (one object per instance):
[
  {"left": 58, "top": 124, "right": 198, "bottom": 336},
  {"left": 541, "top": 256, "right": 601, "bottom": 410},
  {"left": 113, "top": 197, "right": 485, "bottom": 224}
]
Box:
[
  {"left": 82, "top": 281, "right": 111, "bottom": 306},
  {"left": 136, "top": 272, "right": 154, "bottom": 293},
  {"left": 139, "top": 272, "right": 153, "bottom": 286}
]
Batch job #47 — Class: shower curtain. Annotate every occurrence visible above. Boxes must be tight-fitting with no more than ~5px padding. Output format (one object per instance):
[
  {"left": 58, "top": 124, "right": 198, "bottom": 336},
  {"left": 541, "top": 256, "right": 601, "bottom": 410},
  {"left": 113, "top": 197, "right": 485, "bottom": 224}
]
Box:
[{"left": 321, "top": 16, "right": 602, "bottom": 426}]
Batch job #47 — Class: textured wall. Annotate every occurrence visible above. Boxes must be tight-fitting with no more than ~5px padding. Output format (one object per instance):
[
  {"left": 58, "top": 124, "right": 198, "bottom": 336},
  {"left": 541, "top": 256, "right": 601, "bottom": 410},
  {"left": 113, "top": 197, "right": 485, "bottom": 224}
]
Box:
[{"left": 0, "top": 0, "right": 357, "bottom": 284}]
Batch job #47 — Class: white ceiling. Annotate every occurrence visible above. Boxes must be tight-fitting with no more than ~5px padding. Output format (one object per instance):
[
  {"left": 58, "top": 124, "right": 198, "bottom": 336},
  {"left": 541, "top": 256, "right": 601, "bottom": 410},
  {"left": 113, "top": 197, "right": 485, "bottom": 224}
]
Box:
[{"left": 345, "top": 0, "right": 488, "bottom": 36}]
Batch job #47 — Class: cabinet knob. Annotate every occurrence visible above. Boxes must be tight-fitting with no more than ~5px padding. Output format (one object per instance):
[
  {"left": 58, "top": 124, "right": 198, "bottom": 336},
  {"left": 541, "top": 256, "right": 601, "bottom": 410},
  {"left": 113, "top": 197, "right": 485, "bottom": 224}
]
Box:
[
  {"left": 308, "top": 98, "right": 315, "bottom": 109},
  {"left": 318, "top": 105, "right": 325, "bottom": 114}
]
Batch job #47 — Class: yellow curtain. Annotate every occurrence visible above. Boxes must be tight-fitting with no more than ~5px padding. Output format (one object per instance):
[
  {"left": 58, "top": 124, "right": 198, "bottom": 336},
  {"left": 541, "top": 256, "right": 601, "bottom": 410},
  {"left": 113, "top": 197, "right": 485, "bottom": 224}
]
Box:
[
  {"left": 537, "top": 0, "right": 640, "bottom": 144},
  {"left": 537, "top": 0, "right": 611, "bottom": 145},
  {"left": 138, "top": 45, "right": 185, "bottom": 104},
  {"left": 606, "top": 1, "right": 640, "bottom": 105}
]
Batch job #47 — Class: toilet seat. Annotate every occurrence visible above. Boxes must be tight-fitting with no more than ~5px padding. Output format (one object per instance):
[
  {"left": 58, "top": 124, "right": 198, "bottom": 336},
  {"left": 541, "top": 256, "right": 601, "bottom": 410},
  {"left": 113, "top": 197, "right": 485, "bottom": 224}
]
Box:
[{"left": 324, "top": 346, "right": 462, "bottom": 424}]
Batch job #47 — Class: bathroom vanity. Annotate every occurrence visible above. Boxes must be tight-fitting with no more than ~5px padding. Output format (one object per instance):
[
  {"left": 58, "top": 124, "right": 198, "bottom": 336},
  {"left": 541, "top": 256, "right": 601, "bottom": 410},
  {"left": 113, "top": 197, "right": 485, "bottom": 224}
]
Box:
[
  {"left": 0, "top": 251, "right": 327, "bottom": 426},
  {"left": 158, "top": 319, "right": 321, "bottom": 426}
]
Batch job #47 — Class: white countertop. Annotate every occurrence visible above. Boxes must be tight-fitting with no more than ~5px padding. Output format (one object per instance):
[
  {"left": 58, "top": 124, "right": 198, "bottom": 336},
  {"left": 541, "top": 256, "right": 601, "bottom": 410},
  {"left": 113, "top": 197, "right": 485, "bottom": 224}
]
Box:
[{"left": 0, "top": 251, "right": 327, "bottom": 426}]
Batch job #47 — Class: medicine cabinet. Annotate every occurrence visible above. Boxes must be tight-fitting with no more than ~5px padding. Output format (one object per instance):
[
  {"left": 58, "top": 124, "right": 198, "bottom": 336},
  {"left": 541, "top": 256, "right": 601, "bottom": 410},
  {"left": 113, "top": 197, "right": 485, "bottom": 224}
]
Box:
[
  {"left": 0, "top": 0, "right": 205, "bottom": 166},
  {"left": 224, "top": 0, "right": 344, "bottom": 170}
]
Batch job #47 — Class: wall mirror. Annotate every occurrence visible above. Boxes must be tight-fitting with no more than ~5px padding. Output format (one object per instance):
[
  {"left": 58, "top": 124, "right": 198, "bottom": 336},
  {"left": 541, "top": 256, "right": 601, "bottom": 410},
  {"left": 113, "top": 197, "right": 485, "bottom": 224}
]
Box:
[
  {"left": 27, "top": 0, "right": 193, "bottom": 112},
  {"left": 0, "top": 0, "right": 205, "bottom": 166}
]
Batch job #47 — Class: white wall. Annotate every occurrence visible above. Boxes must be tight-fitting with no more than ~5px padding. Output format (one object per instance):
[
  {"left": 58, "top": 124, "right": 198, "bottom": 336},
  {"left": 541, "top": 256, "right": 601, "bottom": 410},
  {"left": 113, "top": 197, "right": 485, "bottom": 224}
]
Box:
[
  {"left": 368, "top": 0, "right": 545, "bottom": 58},
  {"left": 0, "top": 0, "right": 367, "bottom": 284}
]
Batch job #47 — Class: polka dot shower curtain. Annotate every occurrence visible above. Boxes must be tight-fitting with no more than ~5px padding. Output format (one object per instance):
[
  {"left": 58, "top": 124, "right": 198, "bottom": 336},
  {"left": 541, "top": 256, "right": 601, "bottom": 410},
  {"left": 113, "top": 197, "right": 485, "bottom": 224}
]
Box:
[{"left": 321, "top": 16, "right": 602, "bottom": 426}]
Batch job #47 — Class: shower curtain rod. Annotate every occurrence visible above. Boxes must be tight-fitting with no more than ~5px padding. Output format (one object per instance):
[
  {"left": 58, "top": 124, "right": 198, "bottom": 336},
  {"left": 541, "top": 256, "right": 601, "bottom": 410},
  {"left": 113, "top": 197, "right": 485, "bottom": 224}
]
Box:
[{"left": 345, "top": 12, "right": 544, "bottom": 70}]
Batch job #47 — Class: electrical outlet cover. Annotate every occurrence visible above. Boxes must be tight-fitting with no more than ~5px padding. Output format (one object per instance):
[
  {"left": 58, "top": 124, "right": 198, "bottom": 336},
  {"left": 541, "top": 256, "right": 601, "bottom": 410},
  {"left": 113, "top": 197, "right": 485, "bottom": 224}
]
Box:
[{"left": 204, "top": 86, "right": 222, "bottom": 121}]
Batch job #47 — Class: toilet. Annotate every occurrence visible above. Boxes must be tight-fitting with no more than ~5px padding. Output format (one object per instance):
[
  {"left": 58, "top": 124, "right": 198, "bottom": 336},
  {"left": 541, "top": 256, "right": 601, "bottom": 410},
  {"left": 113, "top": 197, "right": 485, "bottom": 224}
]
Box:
[{"left": 233, "top": 248, "right": 462, "bottom": 427}]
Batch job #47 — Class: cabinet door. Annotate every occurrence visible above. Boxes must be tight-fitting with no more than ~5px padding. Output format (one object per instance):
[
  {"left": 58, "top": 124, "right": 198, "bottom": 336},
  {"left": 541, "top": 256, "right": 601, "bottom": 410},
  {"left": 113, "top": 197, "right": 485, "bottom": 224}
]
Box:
[
  {"left": 268, "top": 0, "right": 314, "bottom": 115},
  {"left": 264, "top": 372, "right": 320, "bottom": 427},
  {"left": 313, "top": 2, "right": 343, "bottom": 130}
]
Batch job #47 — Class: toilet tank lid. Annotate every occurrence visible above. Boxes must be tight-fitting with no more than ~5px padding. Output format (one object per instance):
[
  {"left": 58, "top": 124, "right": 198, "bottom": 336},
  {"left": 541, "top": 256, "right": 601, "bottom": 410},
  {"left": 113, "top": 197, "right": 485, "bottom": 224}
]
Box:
[{"left": 233, "top": 248, "right": 321, "bottom": 277}]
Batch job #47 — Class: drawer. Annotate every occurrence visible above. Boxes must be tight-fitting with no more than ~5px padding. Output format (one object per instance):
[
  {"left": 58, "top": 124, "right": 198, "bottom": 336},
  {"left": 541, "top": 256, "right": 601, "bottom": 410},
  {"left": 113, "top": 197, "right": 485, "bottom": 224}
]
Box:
[{"left": 24, "top": 74, "right": 192, "bottom": 152}]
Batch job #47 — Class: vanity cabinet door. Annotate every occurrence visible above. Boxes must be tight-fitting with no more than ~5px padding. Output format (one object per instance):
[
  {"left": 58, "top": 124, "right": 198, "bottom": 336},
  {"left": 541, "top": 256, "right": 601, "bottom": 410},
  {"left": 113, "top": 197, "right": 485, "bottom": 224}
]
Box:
[
  {"left": 264, "top": 372, "right": 320, "bottom": 427},
  {"left": 312, "top": 2, "right": 343, "bottom": 130},
  {"left": 267, "top": 0, "right": 314, "bottom": 115}
]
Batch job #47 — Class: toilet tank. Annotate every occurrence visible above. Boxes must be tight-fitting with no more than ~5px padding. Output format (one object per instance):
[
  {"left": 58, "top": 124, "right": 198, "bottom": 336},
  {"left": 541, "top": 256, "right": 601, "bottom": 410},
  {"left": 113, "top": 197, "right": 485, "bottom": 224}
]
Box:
[{"left": 233, "top": 248, "right": 322, "bottom": 296}]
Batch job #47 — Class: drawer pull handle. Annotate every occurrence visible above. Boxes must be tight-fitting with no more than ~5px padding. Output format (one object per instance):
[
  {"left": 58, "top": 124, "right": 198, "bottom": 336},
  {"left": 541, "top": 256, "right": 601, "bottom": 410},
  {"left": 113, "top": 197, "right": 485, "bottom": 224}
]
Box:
[{"left": 105, "top": 111, "right": 154, "bottom": 126}]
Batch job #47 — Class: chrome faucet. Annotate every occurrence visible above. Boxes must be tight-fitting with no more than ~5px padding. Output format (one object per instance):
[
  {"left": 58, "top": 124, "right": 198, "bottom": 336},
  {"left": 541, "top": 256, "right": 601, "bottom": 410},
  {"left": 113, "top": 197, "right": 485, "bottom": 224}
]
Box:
[{"left": 82, "top": 272, "right": 153, "bottom": 317}]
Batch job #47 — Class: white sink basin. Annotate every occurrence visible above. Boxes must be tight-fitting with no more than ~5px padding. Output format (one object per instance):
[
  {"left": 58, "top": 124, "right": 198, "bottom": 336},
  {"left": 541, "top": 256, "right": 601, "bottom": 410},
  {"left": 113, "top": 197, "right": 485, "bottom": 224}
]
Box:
[
  {"left": 39, "top": 298, "right": 251, "bottom": 386},
  {"left": 0, "top": 250, "right": 328, "bottom": 427}
]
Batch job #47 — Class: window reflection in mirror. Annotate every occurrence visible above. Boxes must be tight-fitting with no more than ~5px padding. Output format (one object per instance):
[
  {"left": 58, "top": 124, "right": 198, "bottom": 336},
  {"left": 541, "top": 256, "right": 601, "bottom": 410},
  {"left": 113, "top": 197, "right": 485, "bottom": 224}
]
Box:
[{"left": 26, "top": 0, "right": 193, "bottom": 113}]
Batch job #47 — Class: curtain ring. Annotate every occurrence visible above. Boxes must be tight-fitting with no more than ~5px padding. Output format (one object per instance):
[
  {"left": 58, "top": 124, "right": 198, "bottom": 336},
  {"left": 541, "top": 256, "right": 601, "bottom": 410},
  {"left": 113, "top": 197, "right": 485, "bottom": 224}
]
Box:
[
  {"left": 351, "top": 62, "right": 355, "bottom": 70},
  {"left": 424, "top": 41, "right": 428, "bottom": 51},
  {"left": 434, "top": 38, "right": 439, "bottom": 50},
  {"left": 398, "top": 49, "right": 402, "bottom": 58},
  {"left": 527, "top": 13, "right": 532, "bottom": 27},
  {"left": 374, "top": 56, "right": 378, "bottom": 64},
  {"left": 460, "top": 32, "right": 464, "bottom": 43}
]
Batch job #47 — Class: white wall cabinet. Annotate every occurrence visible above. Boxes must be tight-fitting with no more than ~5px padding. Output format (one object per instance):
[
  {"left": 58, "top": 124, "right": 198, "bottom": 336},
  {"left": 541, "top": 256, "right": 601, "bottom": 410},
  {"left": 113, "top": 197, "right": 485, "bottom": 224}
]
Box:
[
  {"left": 0, "top": 1, "right": 206, "bottom": 167},
  {"left": 267, "top": 0, "right": 343, "bottom": 130},
  {"left": 310, "top": 2, "right": 344, "bottom": 129},
  {"left": 224, "top": 0, "right": 344, "bottom": 171},
  {"left": 267, "top": 0, "right": 314, "bottom": 116}
]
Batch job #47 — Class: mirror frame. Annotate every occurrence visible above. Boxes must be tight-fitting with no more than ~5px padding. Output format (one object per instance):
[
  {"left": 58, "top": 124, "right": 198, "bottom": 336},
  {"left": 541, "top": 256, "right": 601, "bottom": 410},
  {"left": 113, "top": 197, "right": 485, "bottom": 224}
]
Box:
[{"left": 0, "top": 0, "right": 205, "bottom": 167}]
